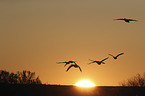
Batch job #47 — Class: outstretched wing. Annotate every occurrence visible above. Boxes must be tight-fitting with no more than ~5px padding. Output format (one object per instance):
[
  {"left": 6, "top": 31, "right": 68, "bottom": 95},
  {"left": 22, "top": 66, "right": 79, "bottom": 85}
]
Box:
[
  {"left": 66, "top": 65, "right": 73, "bottom": 72},
  {"left": 78, "top": 66, "right": 82, "bottom": 72},
  {"left": 88, "top": 62, "right": 93, "bottom": 64},
  {"left": 88, "top": 59, "right": 94, "bottom": 61},
  {"left": 56, "top": 62, "right": 66, "bottom": 64},
  {"left": 108, "top": 54, "right": 114, "bottom": 57},
  {"left": 116, "top": 53, "right": 124, "bottom": 58},
  {"left": 88, "top": 59, "right": 94, "bottom": 64},
  {"left": 101, "top": 57, "right": 109, "bottom": 62},
  {"left": 114, "top": 18, "right": 124, "bottom": 20},
  {"left": 128, "top": 19, "right": 137, "bottom": 21}
]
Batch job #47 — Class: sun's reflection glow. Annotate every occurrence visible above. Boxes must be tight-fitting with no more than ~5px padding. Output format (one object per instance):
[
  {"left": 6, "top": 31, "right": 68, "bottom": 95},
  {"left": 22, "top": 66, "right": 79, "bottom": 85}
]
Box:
[{"left": 75, "top": 80, "right": 96, "bottom": 87}]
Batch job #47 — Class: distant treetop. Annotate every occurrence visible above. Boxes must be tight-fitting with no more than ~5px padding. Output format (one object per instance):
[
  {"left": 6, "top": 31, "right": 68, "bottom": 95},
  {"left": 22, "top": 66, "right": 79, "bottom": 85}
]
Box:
[
  {"left": 0, "top": 70, "right": 42, "bottom": 84},
  {"left": 120, "top": 73, "right": 145, "bottom": 87}
]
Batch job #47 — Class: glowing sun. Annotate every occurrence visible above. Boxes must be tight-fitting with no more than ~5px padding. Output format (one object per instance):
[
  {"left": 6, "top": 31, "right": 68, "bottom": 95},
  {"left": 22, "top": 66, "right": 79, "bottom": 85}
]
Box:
[{"left": 75, "top": 80, "right": 96, "bottom": 87}]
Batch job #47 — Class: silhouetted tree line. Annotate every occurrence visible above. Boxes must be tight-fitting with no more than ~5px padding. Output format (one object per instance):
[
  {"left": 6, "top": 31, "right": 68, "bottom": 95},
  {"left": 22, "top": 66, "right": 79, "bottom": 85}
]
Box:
[
  {"left": 121, "top": 73, "right": 145, "bottom": 87},
  {"left": 0, "top": 70, "right": 41, "bottom": 84}
]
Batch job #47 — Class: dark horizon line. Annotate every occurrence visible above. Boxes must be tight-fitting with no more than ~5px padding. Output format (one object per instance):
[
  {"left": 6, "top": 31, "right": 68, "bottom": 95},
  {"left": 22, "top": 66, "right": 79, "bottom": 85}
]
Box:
[{"left": 1, "top": 83, "right": 144, "bottom": 88}]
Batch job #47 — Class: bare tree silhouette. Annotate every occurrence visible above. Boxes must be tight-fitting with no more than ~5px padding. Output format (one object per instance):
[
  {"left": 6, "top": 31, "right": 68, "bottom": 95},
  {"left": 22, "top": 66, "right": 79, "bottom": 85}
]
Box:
[
  {"left": 120, "top": 73, "right": 145, "bottom": 87},
  {"left": 0, "top": 70, "right": 9, "bottom": 84},
  {"left": 9, "top": 72, "right": 19, "bottom": 84},
  {"left": 0, "top": 70, "right": 41, "bottom": 84},
  {"left": 17, "top": 70, "right": 41, "bottom": 84}
]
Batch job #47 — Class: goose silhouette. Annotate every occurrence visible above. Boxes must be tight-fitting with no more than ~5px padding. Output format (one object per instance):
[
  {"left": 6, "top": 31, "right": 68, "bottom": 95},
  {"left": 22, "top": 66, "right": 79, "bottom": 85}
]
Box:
[
  {"left": 66, "top": 62, "right": 82, "bottom": 72},
  {"left": 114, "top": 18, "right": 137, "bottom": 23},
  {"left": 57, "top": 60, "right": 76, "bottom": 67},
  {"left": 88, "top": 57, "right": 109, "bottom": 65},
  {"left": 108, "top": 53, "right": 124, "bottom": 59}
]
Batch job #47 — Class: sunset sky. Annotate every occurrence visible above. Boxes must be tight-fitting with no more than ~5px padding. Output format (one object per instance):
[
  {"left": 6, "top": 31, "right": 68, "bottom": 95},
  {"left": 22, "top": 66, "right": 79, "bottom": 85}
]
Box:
[{"left": 0, "top": 0, "right": 145, "bottom": 86}]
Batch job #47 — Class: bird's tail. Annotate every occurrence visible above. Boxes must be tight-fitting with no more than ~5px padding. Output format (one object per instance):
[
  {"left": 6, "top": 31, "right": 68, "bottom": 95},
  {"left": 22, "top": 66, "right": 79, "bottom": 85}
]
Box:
[{"left": 102, "top": 62, "right": 105, "bottom": 64}]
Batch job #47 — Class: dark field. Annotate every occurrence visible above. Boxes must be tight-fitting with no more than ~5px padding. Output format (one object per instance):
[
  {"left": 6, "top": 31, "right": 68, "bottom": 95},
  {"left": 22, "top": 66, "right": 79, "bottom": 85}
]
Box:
[{"left": 1, "top": 84, "right": 145, "bottom": 96}]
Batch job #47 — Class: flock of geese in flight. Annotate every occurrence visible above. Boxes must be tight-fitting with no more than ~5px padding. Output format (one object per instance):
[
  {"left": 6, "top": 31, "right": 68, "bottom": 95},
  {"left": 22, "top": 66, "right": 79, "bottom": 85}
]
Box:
[
  {"left": 57, "top": 53, "right": 124, "bottom": 72},
  {"left": 57, "top": 17, "right": 137, "bottom": 72}
]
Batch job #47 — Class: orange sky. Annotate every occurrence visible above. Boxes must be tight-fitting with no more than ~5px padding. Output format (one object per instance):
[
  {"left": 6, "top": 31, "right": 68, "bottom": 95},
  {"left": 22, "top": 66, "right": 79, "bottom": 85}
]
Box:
[{"left": 0, "top": 0, "right": 145, "bottom": 86}]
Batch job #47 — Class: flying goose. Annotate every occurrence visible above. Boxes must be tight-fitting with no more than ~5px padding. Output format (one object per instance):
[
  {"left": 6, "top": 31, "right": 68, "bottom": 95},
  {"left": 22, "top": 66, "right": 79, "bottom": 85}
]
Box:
[
  {"left": 66, "top": 62, "right": 82, "bottom": 72},
  {"left": 57, "top": 60, "right": 76, "bottom": 67},
  {"left": 108, "top": 53, "right": 124, "bottom": 59},
  {"left": 114, "top": 18, "right": 137, "bottom": 23},
  {"left": 88, "top": 57, "right": 109, "bottom": 65}
]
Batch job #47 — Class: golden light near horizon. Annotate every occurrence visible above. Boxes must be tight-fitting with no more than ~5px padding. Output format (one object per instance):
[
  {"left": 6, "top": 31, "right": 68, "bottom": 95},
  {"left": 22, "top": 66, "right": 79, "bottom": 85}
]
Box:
[{"left": 75, "top": 80, "right": 96, "bottom": 87}]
